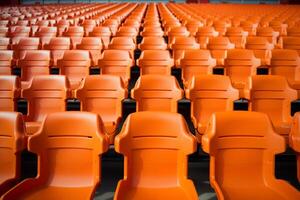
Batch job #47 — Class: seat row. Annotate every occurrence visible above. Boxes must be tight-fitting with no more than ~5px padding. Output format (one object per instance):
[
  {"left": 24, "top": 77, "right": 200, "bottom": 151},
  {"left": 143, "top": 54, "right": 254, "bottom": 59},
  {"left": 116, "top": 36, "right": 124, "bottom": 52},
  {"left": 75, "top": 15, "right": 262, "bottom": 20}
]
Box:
[
  {"left": 0, "top": 110, "right": 300, "bottom": 199},
  {"left": 0, "top": 74, "right": 298, "bottom": 144}
]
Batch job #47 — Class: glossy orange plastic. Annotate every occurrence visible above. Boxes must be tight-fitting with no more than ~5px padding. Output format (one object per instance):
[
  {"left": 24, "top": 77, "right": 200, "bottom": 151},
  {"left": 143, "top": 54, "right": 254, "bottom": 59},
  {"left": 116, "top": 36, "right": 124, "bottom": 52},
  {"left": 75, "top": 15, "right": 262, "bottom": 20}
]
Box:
[
  {"left": 290, "top": 112, "right": 300, "bottom": 182},
  {"left": 249, "top": 75, "right": 297, "bottom": 141},
  {"left": 132, "top": 75, "right": 183, "bottom": 112},
  {"left": 76, "top": 75, "right": 127, "bottom": 144},
  {"left": 76, "top": 37, "right": 103, "bottom": 67},
  {"left": 138, "top": 37, "right": 167, "bottom": 50},
  {"left": 202, "top": 111, "right": 300, "bottom": 200},
  {"left": 0, "top": 112, "right": 25, "bottom": 197},
  {"left": 0, "top": 50, "right": 13, "bottom": 75},
  {"left": 114, "top": 111, "right": 198, "bottom": 200},
  {"left": 1, "top": 112, "right": 108, "bottom": 200},
  {"left": 0, "top": 76, "right": 20, "bottom": 112},
  {"left": 44, "top": 37, "right": 71, "bottom": 67}
]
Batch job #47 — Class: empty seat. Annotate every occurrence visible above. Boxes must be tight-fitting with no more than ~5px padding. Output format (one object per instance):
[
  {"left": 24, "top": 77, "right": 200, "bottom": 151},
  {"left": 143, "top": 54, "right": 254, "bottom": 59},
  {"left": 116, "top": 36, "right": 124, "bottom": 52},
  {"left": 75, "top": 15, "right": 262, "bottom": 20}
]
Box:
[
  {"left": 168, "top": 26, "right": 190, "bottom": 44},
  {"left": 245, "top": 37, "right": 274, "bottom": 66},
  {"left": 35, "top": 27, "right": 57, "bottom": 38},
  {"left": 290, "top": 112, "right": 300, "bottom": 182},
  {"left": 1, "top": 112, "right": 108, "bottom": 200},
  {"left": 76, "top": 75, "right": 127, "bottom": 144},
  {"left": 196, "top": 26, "right": 219, "bottom": 49},
  {"left": 89, "top": 26, "right": 111, "bottom": 49},
  {"left": 63, "top": 26, "right": 84, "bottom": 49},
  {"left": 281, "top": 37, "right": 300, "bottom": 55},
  {"left": 140, "top": 27, "right": 164, "bottom": 37},
  {"left": 19, "top": 50, "right": 50, "bottom": 89},
  {"left": 186, "top": 75, "right": 238, "bottom": 142},
  {"left": 22, "top": 75, "right": 70, "bottom": 135},
  {"left": 207, "top": 37, "right": 235, "bottom": 66},
  {"left": 180, "top": 50, "right": 216, "bottom": 85},
  {"left": 202, "top": 111, "right": 300, "bottom": 200},
  {"left": 138, "top": 37, "right": 167, "bottom": 50},
  {"left": 98, "top": 50, "right": 133, "bottom": 86},
  {"left": 249, "top": 75, "right": 297, "bottom": 141},
  {"left": 225, "top": 27, "right": 248, "bottom": 49},
  {"left": 225, "top": 49, "right": 260, "bottom": 98},
  {"left": 0, "top": 112, "right": 25, "bottom": 197},
  {"left": 114, "top": 111, "right": 198, "bottom": 200},
  {"left": 13, "top": 37, "right": 40, "bottom": 65},
  {"left": 76, "top": 37, "right": 102, "bottom": 67},
  {"left": 9, "top": 26, "right": 30, "bottom": 38},
  {"left": 256, "top": 27, "right": 280, "bottom": 45},
  {"left": 132, "top": 75, "right": 183, "bottom": 112},
  {"left": 116, "top": 26, "right": 138, "bottom": 39},
  {"left": 0, "top": 50, "right": 13, "bottom": 75},
  {"left": 103, "top": 19, "right": 119, "bottom": 36},
  {"left": 57, "top": 50, "right": 90, "bottom": 90},
  {"left": 171, "top": 37, "right": 200, "bottom": 67},
  {"left": 287, "top": 27, "right": 300, "bottom": 37},
  {"left": 137, "top": 50, "right": 173, "bottom": 75},
  {"left": 44, "top": 37, "right": 71, "bottom": 67},
  {"left": 82, "top": 19, "right": 96, "bottom": 36},
  {"left": 108, "top": 37, "right": 136, "bottom": 58},
  {"left": 0, "top": 37, "right": 10, "bottom": 50},
  {"left": 240, "top": 21, "right": 258, "bottom": 36},
  {"left": 270, "top": 49, "right": 300, "bottom": 97},
  {"left": 0, "top": 76, "right": 20, "bottom": 112},
  {"left": 0, "top": 27, "right": 8, "bottom": 37}
]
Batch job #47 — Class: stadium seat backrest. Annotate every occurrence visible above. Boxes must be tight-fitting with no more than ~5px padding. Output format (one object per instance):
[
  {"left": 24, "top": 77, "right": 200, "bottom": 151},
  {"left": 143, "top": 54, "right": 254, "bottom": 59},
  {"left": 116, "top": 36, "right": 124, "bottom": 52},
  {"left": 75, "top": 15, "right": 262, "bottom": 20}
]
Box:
[
  {"left": 138, "top": 36, "right": 167, "bottom": 50},
  {"left": 114, "top": 111, "right": 198, "bottom": 200},
  {"left": 132, "top": 75, "right": 183, "bottom": 112},
  {"left": 0, "top": 76, "right": 20, "bottom": 112},
  {"left": 281, "top": 37, "right": 300, "bottom": 55},
  {"left": 89, "top": 26, "right": 111, "bottom": 49},
  {"left": 246, "top": 37, "right": 274, "bottom": 66},
  {"left": 76, "top": 37, "right": 103, "bottom": 67},
  {"left": 44, "top": 37, "right": 71, "bottom": 67},
  {"left": 1, "top": 112, "right": 108, "bottom": 200},
  {"left": 0, "top": 37, "right": 10, "bottom": 50},
  {"left": 57, "top": 50, "right": 90, "bottom": 90},
  {"left": 22, "top": 75, "right": 69, "bottom": 123},
  {"left": 249, "top": 75, "right": 297, "bottom": 139},
  {"left": 208, "top": 37, "right": 235, "bottom": 66},
  {"left": 0, "top": 112, "right": 25, "bottom": 197},
  {"left": 0, "top": 50, "right": 13, "bottom": 75},
  {"left": 202, "top": 111, "right": 300, "bottom": 200},
  {"left": 108, "top": 37, "right": 136, "bottom": 57},
  {"left": 13, "top": 37, "right": 40, "bottom": 62},
  {"left": 290, "top": 112, "right": 300, "bottom": 182},
  {"left": 186, "top": 75, "right": 238, "bottom": 139}
]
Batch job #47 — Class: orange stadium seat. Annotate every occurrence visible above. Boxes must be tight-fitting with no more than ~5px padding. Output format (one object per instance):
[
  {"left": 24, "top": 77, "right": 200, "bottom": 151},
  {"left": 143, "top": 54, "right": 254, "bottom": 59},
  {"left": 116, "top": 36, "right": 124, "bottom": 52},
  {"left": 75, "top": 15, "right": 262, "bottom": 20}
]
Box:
[
  {"left": 63, "top": 26, "right": 84, "bottom": 49},
  {"left": 89, "top": 26, "right": 112, "bottom": 49},
  {"left": 57, "top": 50, "right": 90, "bottom": 90},
  {"left": 281, "top": 37, "right": 300, "bottom": 54},
  {"left": 114, "top": 111, "right": 198, "bottom": 200},
  {"left": 225, "top": 49, "right": 260, "bottom": 98},
  {"left": 202, "top": 111, "right": 300, "bottom": 200},
  {"left": 180, "top": 50, "right": 216, "bottom": 86},
  {"left": 225, "top": 27, "right": 248, "bottom": 49},
  {"left": 0, "top": 112, "right": 25, "bottom": 197},
  {"left": 76, "top": 37, "right": 103, "bottom": 67},
  {"left": 44, "top": 37, "right": 71, "bottom": 67},
  {"left": 0, "top": 38, "right": 10, "bottom": 50},
  {"left": 249, "top": 75, "right": 297, "bottom": 141},
  {"left": 1, "top": 112, "right": 108, "bottom": 200},
  {"left": 108, "top": 37, "right": 136, "bottom": 58},
  {"left": 132, "top": 75, "right": 183, "bottom": 112},
  {"left": 186, "top": 75, "right": 238, "bottom": 142},
  {"left": 137, "top": 50, "right": 173, "bottom": 75},
  {"left": 0, "top": 50, "right": 13, "bottom": 75},
  {"left": 13, "top": 37, "right": 40, "bottom": 65},
  {"left": 0, "top": 76, "right": 20, "bottom": 112},
  {"left": 138, "top": 37, "right": 167, "bottom": 50},
  {"left": 196, "top": 26, "right": 219, "bottom": 49},
  {"left": 22, "top": 75, "right": 70, "bottom": 135},
  {"left": 76, "top": 75, "right": 127, "bottom": 144},
  {"left": 290, "top": 112, "right": 300, "bottom": 183}
]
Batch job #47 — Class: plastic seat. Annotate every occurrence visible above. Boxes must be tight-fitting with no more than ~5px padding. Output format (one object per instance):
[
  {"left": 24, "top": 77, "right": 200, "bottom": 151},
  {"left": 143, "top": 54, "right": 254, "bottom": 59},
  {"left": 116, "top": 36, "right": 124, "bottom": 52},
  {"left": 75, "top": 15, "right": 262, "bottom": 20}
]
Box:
[
  {"left": 57, "top": 50, "right": 90, "bottom": 90},
  {"left": 240, "top": 21, "right": 258, "bottom": 36},
  {"left": 207, "top": 37, "right": 235, "bottom": 66},
  {"left": 138, "top": 37, "right": 167, "bottom": 50},
  {"left": 76, "top": 37, "right": 102, "bottom": 67},
  {"left": 186, "top": 75, "right": 238, "bottom": 142},
  {"left": 0, "top": 27, "right": 8, "bottom": 37},
  {"left": 196, "top": 27, "right": 219, "bottom": 49},
  {"left": 269, "top": 21, "right": 288, "bottom": 36},
  {"left": 287, "top": 27, "right": 300, "bottom": 37},
  {"left": 168, "top": 26, "right": 190, "bottom": 44},
  {"left": 0, "top": 112, "right": 25, "bottom": 197},
  {"left": 132, "top": 75, "right": 183, "bottom": 112},
  {"left": 186, "top": 20, "right": 203, "bottom": 36},
  {"left": 89, "top": 26, "right": 111, "bottom": 49},
  {"left": 9, "top": 26, "right": 30, "bottom": 38},
  {"left": 225, "top": 27, "right": 248, "bottom": 49},
  {"left": 281, "top": 37, "right": 300, "bottom": 55},
  {"left": 114, "top": 111, "right": 198, "bottom": 200},
  {"left": 249, "top": 75, "right": 297, "bottom": 141},
  {"left": 202, "top": 111, "right": 300, "bottom": 200},
  {"left": 22, "top": 75, "right": 70, "bottom": 135},
  {"left": 98, "top": 50, "right": 132, "bottom": 86},
  {"left": 171, "top": 37, "right": 200, "bottom": 67},
  {"left": 82, "top": 20, "right": 96, "bottom": 36},
  {"left": 13, "top": 37, "right": 40, "bottom": 65},
  {"left": 137, "top": 50, "right": 173, "bottom": 75},
  {"left": 0, "top": 76, "right": 20, "bottom": 112},
  {"left": 19, "top": 50, "right": 50, "bottom": 89},
  {"left": 180, "top": 50, "right": 216, "bottom": 86},
  {"left": 56, "top": 19, "right": 70, "bottom": 36},
  {"left": 108, "top": 37, "right": 136, "bottom": 58},
  {"left": 35, "top": 27, "right": 57, "bottom": 47},
  {"left": 63, "top": 26, "right": 84, "bottom": 49},
  {"left": 103, "top": 19, "right": 119, "bottom": 36},
  {"left": 290, "top": 112, "right": 300, "bottom": 182},
  {"left": 140, "top": 27, "right": 164, "bottom": 37},
  {"left": 270, "top": 49, "right": 300, "bottom": 97},
  {"left": 1, "top": 112, "right": 108, "bottom": 200},
  {"left": 76, "top": 75, "right": 127, "bottom": 144},
  {"left": 225, "top": 49, "right": 260, "bottom": 98},
  {"left": 0, "top": 37, "right": 10, "bottom": 50},
  {"left": 0, "top": 50, "right": 13, "bottom": 75},
  {"left": 245, "top": 37, "right": 274, "bottom": 66},
  {"left": 44, "top": 37, "right": 71, "bottom": 67},
  {"left": 256, "top": 27, "right": 280, "bottom": 45},
  {"left": 116, "top": 26, "right": 138, "bottom": 39}
]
